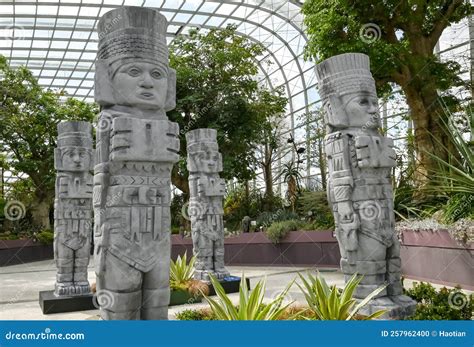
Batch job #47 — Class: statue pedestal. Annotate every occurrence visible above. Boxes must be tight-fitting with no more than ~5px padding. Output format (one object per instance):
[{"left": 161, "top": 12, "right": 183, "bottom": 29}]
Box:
[
  {"left": 39, "top": 290, "right": 95, "bottom": 314},
  {"left": 357, "top": 298, "right": 417, "bottom": 320},
  {"left": 207, "top": 276, "right": 250, "bottom": 296}
]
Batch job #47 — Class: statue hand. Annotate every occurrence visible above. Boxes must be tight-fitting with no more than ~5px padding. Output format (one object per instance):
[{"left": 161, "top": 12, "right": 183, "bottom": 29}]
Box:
[{"left": 337, "top": 201, "right": 356, "bottom": 224}]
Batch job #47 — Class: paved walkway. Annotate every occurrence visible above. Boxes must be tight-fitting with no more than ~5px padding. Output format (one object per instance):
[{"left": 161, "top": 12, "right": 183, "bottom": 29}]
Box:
[{"left": 0, "top": 260, "right": 465, "bottom": 320}]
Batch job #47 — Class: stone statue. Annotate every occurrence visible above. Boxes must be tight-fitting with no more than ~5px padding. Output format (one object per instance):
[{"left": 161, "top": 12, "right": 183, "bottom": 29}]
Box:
[
  {"left": 242, "top": 216, "right": 251, "bottom": 233},
  {"left": 94, "top": 6, "right": 179, "bottom": 320},
  {"left": 54, "top": 121, "right": 93, "bottom": 296},
  {"left": 186, "top": 129, "right": 230, "bottom": 281},
  {"left": 316, "top": 53, "right": 416, "bottom": 318}
]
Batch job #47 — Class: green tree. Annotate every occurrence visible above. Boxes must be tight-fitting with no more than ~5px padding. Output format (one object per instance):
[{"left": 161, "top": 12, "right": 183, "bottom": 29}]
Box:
[
  {"left": 302, "top": 0, "right": 472, "bottom": 183},
  {"left": 168, "top": 25, "right": 287, "bottom": 194},
  {"left": 252, "top": 88, "right": 287, "bottom": 208},
  {"left": 0, "top": 55, "right": 97, "bottom": 229}
]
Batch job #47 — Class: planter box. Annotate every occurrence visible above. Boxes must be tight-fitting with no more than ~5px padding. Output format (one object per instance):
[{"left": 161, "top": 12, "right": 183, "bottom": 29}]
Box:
[
  {"left": 172, "top": 230, "right": 341, "bottom": 267},
  {"left": 169, "top": 289, "right": 202, "bottom": 306},
  {"left": 0, "top": 239, "right": 53, "bottom": 266},
  {"left": 400, "top": 229, "right": 473, "bottom": 290}
]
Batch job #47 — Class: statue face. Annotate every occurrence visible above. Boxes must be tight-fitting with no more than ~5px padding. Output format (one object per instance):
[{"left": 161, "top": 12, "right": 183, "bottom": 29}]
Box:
[
  {"left": 342, "top": 92, "right": 380, "bottom": 129},
  {"left": 61, "top": 147, "right": 91, "bottom": 171},
  {"left": 112, "top": 62, "right": 168, "bottom": 110},
  {"left": 194, "top": 149, "right": 220, "bottom": 173}
]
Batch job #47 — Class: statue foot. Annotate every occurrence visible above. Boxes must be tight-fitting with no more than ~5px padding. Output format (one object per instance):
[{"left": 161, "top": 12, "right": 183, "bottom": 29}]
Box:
[
  {"left": 74, "top": 282, "right": 91, "bottom": 295},
  {"left": 54, "top": 282, "right": 75, "bottom": 296}
]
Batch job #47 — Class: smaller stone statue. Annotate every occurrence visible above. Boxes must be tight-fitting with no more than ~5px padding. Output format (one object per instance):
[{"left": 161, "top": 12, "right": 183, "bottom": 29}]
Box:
[
  {"left": 241, "top": 216, "right": 251, "bottom": 233},
  {"left": 187, "top": 129, "right": 230, "bottom": 281},
  {"left": 53, "top": 121, "right": 94, "bottom": 296}
]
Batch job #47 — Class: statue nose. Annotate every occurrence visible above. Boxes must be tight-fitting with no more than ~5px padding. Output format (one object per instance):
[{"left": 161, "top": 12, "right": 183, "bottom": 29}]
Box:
[{"left": 140, "top": 73, "right": 154, "bottom": 88}]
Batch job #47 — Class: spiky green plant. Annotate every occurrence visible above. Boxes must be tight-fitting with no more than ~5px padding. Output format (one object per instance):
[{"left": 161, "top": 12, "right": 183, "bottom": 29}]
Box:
[
  {"left": 423, "top": 101, "right": 474, "bottom": 222},
  {"left": 170, "top": 252, "right": 196, "bottom": 290},
  {"left": 202, "top": 274, "right": 294, "bottom": 320},
  {"left": 297, "top": 272, "right": 387, "bottom": 320}
]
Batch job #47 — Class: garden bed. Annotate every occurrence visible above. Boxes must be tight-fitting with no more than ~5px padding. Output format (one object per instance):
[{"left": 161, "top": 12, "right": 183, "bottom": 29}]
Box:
[
  {"left": 172, "top": 230, "right": 340, "bottom": 267},
  {"left": 0, "top": 239, "right": 53, "bottom": 266},
  {"left": 400, "top": 229, "right": 473, "bottom": 290}
]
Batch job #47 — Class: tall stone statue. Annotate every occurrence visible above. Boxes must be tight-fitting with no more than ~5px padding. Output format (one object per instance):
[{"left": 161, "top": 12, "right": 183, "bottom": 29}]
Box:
[
  {"left": 54, "top": 121, "right": 93, "bottom": 296},
  {"left": 186, "top": 129, "right": 230, "bottom": 281},
  {"left": 316, "top": 53, "right": 416, "bottom": 317},
  {"left": 94, "top": 7, "right": 179, "bottom": 320}
]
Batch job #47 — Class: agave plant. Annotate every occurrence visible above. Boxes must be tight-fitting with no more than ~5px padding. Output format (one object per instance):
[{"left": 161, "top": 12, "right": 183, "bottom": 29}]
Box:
[
  {"left": 170, "top": 252, "right": 196, "bottom": 290},
  {"left": 297, "top": 272, "right": 387, "bottom": 320},
  {"left": 202, "top": 274, "right": 294, "bottom": 320}
]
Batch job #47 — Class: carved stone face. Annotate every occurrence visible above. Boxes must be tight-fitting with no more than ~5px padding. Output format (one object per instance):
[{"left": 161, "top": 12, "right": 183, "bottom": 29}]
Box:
[
  {"left": 193, "top": 149, "right": 220, "bottom": 173},
  {"left": 112, "top": 62, "right": 168, "bottom": 110},
  {"left": 341, "top": 92, "right": 380, "bottom": 129},
  {"left": 61, "top": 147, "right": 91, "bottom": 171}
]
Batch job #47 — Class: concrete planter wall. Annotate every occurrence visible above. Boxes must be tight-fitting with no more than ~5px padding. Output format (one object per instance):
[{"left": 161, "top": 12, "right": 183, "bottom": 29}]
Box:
[
  {"left": 0, "top": 239, "right": 53, "bottom": 266},
  {"left": 172, "top": 230, "right": 341, "bottom": 267},
  {"left": 400, "top": 229, "right": 473, "bottom": 290}
]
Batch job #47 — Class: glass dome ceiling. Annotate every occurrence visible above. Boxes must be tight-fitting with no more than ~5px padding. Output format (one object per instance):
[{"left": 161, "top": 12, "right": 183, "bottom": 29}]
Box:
[{"left": 0, "top": 1, "right": 315, "bottom": 138}]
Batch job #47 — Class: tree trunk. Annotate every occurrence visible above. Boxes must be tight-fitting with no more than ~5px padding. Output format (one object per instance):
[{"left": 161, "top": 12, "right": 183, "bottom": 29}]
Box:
[
  {"left": 262, "top": 143, "right": 274, "bottom": 211},
  {"left": 30, "top": 198, "right": 51, "bottom": 230},
  {"left": 403, "top": 83, "right": 456, "bottom": 187}
]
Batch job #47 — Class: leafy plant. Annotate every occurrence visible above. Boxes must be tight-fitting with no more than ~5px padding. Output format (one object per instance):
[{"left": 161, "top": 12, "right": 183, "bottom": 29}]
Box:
[
  {"left": 297, "top": 272, "right": 387, "bottom": 320},
  {"left": 170, "top": 252, "right": 196, "bottom": 290},
  {"left": 265, "top": 220, "right": 302, "bottom": 243},
  {"left": 423, "top": 103, "right": 474, "bottom": 222},
  {"left": 35, "top": 229, "right": 54, "bottom": 245},
  {"left": 405, "top": 282, "right": 473, "bottom": 320},
  {"left": 296, "top": 190, "right": 334, "bottom": 229},
  {"left": 255, "top": 210, "right": 298, "bottom": 229},
  {"left": 175, "top": 308, "right": 216, "bottom": 321},
  {"left": 202, "top": 274, "right": 293, "bottom": 320}
]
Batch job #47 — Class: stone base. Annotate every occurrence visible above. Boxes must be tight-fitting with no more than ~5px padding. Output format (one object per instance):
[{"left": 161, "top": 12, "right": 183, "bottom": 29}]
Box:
[
  {"left": 39, "top": 290, "right": 95, "bottom": 314},
  {"left": 357, "top": 295, "right": 417, "bottom": 320},
  {"left": 207, "top": 276, "right": 250, "bottom": 296}
]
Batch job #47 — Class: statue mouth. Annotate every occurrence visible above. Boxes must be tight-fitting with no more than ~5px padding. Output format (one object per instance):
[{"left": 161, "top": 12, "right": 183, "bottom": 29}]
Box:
[{"left": 139, "top": 92, "right": 155, "bottom": 99}]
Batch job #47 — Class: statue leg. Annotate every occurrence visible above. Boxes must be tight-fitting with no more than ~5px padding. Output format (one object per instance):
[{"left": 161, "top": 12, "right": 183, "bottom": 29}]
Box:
[
  {"left": 73, "top": 244, "right": 91, "bottom": 295},
  {"left": 95, "top": 250, "right": 142, "bottom": 320},
  {"left": 213, "top": 238, "right": 229, "bottom": 279},
  {"left": 386, "top": 234, "right": 417, "bottom": 310},
  {"left": 194, "top": 235, "right": 214, "bottom": 280},
  {"left": 54, "top": 243, "right": 75, "bottom": 296},
  {"left": 141, "top": 239, "right": 170, "bottom": 320}
]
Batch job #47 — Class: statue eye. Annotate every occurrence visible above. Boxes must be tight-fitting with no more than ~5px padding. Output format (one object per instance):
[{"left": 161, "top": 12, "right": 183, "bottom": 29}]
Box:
[
  {"left": 151, "top": 70, "right": 163, "bottom": 79},
  {"left": 359, "top": 98, "right": 369, "bottom": 106},
  {"left": 128, "top": 67, "right": 141, "bottom": 77}
]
